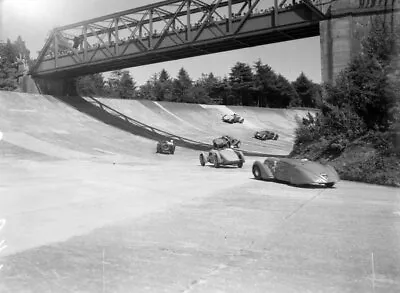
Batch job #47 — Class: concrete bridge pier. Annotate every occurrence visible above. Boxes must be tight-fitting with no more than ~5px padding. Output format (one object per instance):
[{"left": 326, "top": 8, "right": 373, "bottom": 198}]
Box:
[{"left": 320, "top": 0, "right": 400, "bottom": 84}]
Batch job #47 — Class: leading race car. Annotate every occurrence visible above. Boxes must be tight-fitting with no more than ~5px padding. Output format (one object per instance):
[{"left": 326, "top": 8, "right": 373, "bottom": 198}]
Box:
[
  {"left": 199, "top": 148, "right": 245, "bottom": 168},
  {"left": 156, "top": 139, "right": 175, "bottom": 154},
  {"left": 222, "top": 113, "right": 244, "bottom": 124},
  {"left": 254, "top": 130, "right": 279, "bottom": 141},
  {"left": 252, "top": 157, "right": 340, "bottom": 187},
  {"left": 213, "top": 135, "right": 241, "bottom": 149}
]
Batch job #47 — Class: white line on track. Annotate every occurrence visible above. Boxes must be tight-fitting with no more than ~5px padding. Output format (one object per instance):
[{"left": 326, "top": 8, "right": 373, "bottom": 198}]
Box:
[{"left": 153, "top": 102, "right": 203, "bottom": 132}]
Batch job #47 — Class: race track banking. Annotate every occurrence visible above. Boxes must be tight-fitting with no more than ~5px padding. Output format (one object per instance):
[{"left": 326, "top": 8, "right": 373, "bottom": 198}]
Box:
[{"left": 0, "top": 91, "right": 399, "bottom": 293}]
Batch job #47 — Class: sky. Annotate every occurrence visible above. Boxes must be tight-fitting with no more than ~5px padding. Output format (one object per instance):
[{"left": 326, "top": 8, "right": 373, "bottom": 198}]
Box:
[{"left": 0, "top": 0, "right": 322, "bottom": 85}]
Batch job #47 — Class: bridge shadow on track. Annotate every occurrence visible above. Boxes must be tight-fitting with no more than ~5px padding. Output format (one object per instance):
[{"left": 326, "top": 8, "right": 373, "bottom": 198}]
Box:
[{"left": 53, "top": 95, "right": 214, "bottom": 152}]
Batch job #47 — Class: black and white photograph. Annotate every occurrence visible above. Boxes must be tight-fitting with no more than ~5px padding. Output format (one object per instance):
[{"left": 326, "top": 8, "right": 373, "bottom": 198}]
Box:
[{"left": 0, "top": 0, "right": 399, "bottom": 292}]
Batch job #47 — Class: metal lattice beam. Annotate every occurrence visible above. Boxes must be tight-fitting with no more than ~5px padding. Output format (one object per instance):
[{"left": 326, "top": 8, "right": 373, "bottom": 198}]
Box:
[{"left": 31, "top": 0, "right": 328, "bottom": 77}]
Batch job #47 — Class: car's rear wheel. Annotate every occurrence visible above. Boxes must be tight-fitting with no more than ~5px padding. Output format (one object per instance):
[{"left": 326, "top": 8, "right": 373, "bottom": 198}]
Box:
[
  {"left": 252, "top": 165, "right": 262, "bottom": 179},
  {"left": 199, "top": 154, "right": 206, "bottom": 166},
  {"left": 237, "top": 161, "right": 243, "bottom": 168},
  {"left": 326, "top": 182, "right": 335, "bottom": 188},
  {"left": 213, "top": 154, "right": 220, "bottom": 168}
]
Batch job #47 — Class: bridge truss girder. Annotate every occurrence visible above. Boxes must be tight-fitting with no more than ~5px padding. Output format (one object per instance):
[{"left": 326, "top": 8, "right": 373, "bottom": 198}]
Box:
[{"left": 31, "top": 0, "right": 329, "bottom": 78}]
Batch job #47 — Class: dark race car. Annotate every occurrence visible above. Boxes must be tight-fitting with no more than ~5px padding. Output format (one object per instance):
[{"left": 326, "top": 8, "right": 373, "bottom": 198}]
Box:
[
  {"left": 252, "top": 157, "right": 340, "bottom": 187},
  {"left": 156, "top": 139, "right": 176, "bottom": 155},
  {"left": 222, "top": 113, "right": 244, "bottom": 124},
  {"left": 199, "top": 148, "right": 245, "bottom": 168},
  {"left": 212, "top": 135, "right": 241, "bottom": 149},
  {"left": 254, "top": 130, "right": 279, "bottom": 141}
]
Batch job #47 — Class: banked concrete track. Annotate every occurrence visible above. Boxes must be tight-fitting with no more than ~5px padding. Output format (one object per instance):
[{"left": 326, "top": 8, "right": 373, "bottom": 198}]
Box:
[
  {"left": 0, "top": 91, "right": 313, "bottom": 160},
  {"left": 1, "top": 91, "right": 399, "bottom": 293}
]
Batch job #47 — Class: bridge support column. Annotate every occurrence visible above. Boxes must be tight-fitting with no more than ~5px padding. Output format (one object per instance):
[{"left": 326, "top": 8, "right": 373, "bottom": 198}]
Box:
[
  {"left": 320, "top": 3, "right": 400, "bottom": 84},
  {"left": 34, "top": 77, "right": 78, "bottom": 96}
]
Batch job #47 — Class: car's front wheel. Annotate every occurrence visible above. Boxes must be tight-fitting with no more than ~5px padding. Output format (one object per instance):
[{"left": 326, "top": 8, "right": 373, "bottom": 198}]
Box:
[
  {"left": 325, "top": 182, "right": 335, "bottom": 188},
  {"left": 199, "top": 154, "right": 206, "bottom": 166},
  {"left": 213, "top": 154, "right": 220, "bottom": 168},
  {"left": 252, "top": 165, "right": 262, "bottom": 179},
  {"left": 237, "top": 161, "right": 243, "bottom": 168}
]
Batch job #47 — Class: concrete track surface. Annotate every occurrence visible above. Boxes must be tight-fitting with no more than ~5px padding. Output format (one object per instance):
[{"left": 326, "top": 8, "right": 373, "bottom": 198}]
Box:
[{"left": 0, "top": 91, "right": 399, "bottom": 293}]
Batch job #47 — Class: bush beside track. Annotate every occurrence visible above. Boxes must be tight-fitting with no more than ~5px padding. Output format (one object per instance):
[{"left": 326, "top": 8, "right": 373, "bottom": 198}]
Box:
[{"left": 290, "top": 16, "right": 400, "bottom": 187}]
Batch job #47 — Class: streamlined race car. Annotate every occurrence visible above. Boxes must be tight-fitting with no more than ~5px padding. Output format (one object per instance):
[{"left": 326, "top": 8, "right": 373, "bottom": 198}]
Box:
[
  {"left": 156, "top": 139, "right": 175, "bottom": 154},
  {"left": 199, "top": 148, "right": 245, "bottom": 168},
  {"left": 222, "top": 113, "right": 244, "bottom": 124},
  {"left": 252, "top": 157, "right": 340, "bottom": 187},
  {"left": 213, "top": 135, "right": 241, "bottom": 149},
  {"left": 254, "top": 130, "right": 279, "bottom": 141}
]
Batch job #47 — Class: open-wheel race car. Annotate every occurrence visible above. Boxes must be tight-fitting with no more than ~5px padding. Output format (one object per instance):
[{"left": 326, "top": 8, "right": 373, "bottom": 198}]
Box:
[
  {"left": 199, "top": 148, "right": 245, "bottom": 168},
  {"left": 156, "top": 139, "right": 176, "bottom": 155},
  {"left": 254, "top": 130, "right": 279, "bottom": 141},
  {"left": 213, "top": 135, "right": 241, "bottom": 149},
  {"left": 252, "top": 157, "right": 340, "bottom": 187},
  {"left": 222, "top": 113, "right": 244, "bottom": 124}
]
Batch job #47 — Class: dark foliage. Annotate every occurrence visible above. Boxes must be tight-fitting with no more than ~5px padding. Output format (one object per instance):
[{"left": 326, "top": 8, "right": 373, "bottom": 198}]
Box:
[
  {"left": 0, "top": 36, "right": 31, "bottom": 91},
  {"left": 292, "top": 16, "right": 400, "bottom": 187}
]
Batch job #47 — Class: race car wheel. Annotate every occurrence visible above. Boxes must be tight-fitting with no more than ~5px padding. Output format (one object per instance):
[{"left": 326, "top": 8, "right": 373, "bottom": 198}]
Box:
[
  {"left": 199, "top": 154, "right": 206, "bottom": 166},
  {"left": 325, "top": 182, "right": 335, "bottom": 188},
  {"left": 156, "top": 144, "right": 161, "bottom": 153},
  {"left": 213, "top": 154, "right": 220, "bottom": 168},
  {"left": 252, "top": 165, "right": 262, "bottom": 179},
  {"left": 237, "top": 161, "right": 243, "bottom": 168}
]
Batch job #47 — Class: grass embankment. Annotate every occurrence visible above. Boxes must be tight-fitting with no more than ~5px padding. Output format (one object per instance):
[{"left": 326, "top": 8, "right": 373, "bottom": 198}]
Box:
[{"left": 290, "top": 131, "right": 400, "bottom": 187}]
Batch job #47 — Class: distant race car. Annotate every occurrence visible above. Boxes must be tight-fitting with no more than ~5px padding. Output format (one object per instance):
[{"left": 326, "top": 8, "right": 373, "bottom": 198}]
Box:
[
  {"left": 199, "top": 148, "right": 245, "bottom": 168},
  {"left": 222, "top": 113, "right": 244, "bottom": 124},
  {"left": 213, "top": 135, "right": 241, "bottom": 149},
  {"left": 252, "top": 157, "right": 340, "bottom": 187},
  {"left": 254, "top": 130, "right": 279, "bottom": 141},
  {"left": 156, "top": 139, "right": 175, "bottom": 154}
]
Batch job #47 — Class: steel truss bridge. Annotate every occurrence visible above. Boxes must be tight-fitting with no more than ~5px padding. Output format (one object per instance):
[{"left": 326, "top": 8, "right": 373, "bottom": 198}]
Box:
[{"left": 30, "top": 0, "right": 332, "bottom": 79}]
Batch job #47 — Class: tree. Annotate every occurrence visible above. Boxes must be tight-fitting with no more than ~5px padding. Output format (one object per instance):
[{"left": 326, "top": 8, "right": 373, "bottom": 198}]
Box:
[
  {"left": 188, "top": 85, "right": 212, "bottom": 104},
  {"left": 155, "top": 69, "right": 173, "bottom": 101},
  {"left": 271, "top": 74, "right": 299, "bottom": 108},
  {"left": 172, "top": 67, "right": 192, "bottom": 102},
  {"left": 292, "top": 72, "right": 316, "bottom": 107},
  {"left": 106, "top": 70, "right": 136, "bottom": 99},
  {"left": 228, "top": 62, "right": 255, "bottom": 105},
  {"left": 0, "top": 39, "right": 20, "bottom": 91},
  {"left": 253, "top": 60, "right": 277, "bottom": 107},
  {"left": 195, "top": 73, "right": 224, "bottom": 104},
  {"left": 253, "top": 60, "right": 298, "bottom": 108},
  {"left": 76, "top": 73, "right": 105, "bottom": 96},
  {"left": 119, "top": 71, "right": 136, "bottom": 99}
]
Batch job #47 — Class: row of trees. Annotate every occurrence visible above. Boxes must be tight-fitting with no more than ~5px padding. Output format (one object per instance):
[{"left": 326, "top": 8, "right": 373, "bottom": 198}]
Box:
[{"left": 76, "top": 61, "right": 322, "bottom": 108}]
